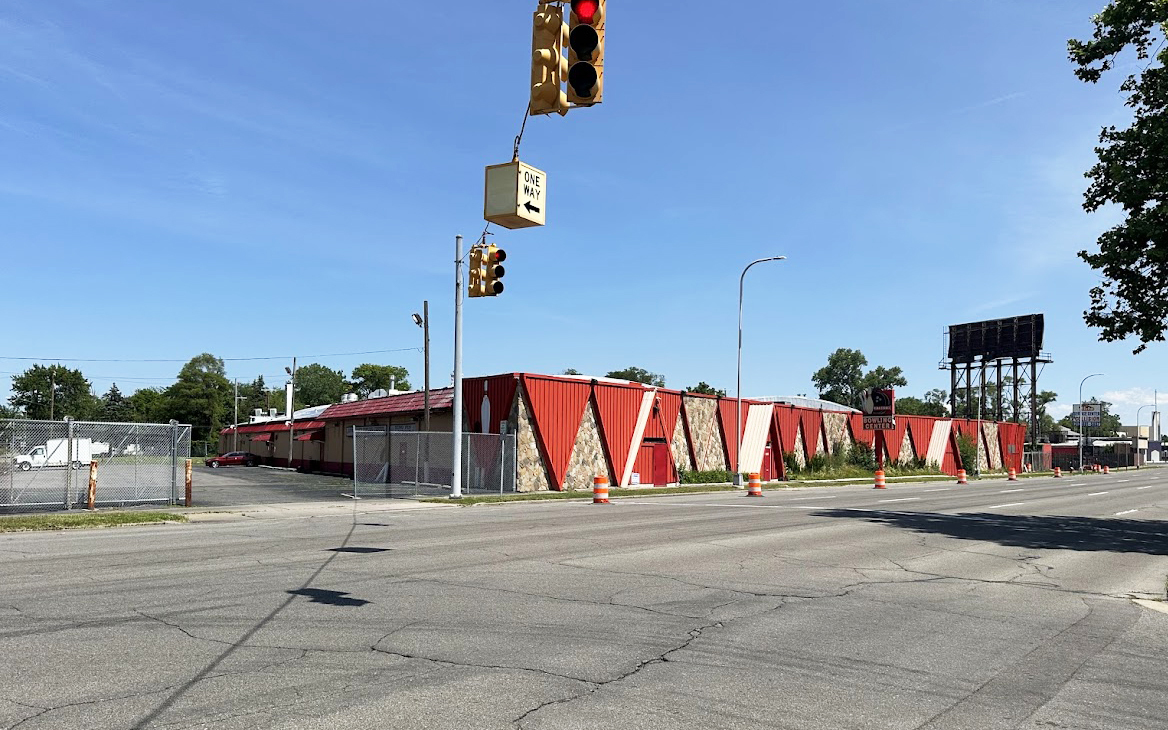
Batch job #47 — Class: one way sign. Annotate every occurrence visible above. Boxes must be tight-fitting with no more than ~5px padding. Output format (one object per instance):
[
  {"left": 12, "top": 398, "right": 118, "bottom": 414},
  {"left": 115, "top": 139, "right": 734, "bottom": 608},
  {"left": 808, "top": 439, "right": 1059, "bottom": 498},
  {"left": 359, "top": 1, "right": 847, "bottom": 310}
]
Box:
[{"left": 484, "top": 160, "right": 547, "bottom": 229}]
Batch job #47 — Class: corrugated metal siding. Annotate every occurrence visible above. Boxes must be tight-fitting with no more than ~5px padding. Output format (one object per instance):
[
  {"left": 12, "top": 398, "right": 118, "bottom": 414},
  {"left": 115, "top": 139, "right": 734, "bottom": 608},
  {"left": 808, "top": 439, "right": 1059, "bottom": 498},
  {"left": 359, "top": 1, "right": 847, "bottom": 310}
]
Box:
[
  {"left": 885, "top": 418, "right": 909, "bottom": 462},
  {"left": 800, "top": 410, "right": 824, "bottom": 458},
  {"left": 463, "top": 374, "right": 519, "bottom": 434},
  {"left": 775, "top": 405, "right": 801, "bottom": 455},
  {"left": 521, "top": 375, "right": 591, "bottom": 489},
  {"left": 620, "top": 391, "right": 656, "bottom": 487},
  {"left": 769, "top": 411, "right": 787, "bottom": 479},
  {"left": 648, "top": 391, "right": 682, "bottom": 442},
  {"left": 594, "top": 383, "right": 649, "bottom": 484},
  {"left": 904, "top": 417, "right": 936, "bottom": 461},
  {"left": 738, "top": 404, "right": 773, "bottom": 474},
  {"left": 849, "top": 414, "right": 876, "bottom": 447}
]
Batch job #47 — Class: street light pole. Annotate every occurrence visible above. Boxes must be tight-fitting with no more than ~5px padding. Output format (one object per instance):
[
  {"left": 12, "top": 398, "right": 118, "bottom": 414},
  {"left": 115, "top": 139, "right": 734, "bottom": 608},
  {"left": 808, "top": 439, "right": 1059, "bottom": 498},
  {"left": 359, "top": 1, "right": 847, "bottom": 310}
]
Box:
[
  {"left": 286, "top": 358, "right": 297, "bottom": 469},
  {"left": 1078, "top": 372, "right": 1103, "bottom": 471},
  {"left": 413, "top": 303, "right": 431, "bottom": 432},
  {"left": 1136, "top": 403, "right": 1154, "bottom": 468},
  {"left": 736, "top": 256, "right": 786, "bottom": 486}
]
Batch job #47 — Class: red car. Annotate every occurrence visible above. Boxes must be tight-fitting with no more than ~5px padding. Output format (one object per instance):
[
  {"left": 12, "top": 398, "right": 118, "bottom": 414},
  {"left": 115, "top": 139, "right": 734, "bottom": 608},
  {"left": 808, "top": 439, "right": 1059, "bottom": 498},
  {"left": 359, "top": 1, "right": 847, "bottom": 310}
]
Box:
[{"left": 206, "top": 452, "right": 257, "bottom": 468}]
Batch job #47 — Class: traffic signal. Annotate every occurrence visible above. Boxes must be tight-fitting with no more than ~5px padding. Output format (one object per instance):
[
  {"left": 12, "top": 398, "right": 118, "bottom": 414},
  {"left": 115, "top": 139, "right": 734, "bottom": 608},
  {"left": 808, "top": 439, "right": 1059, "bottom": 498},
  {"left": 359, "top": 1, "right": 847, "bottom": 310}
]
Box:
[
  {"left": 567, "top": 0, "right": 605, "bottom": 105},
  {"left": 530, "top": 3, "right": 569, "bottom": 116},
  {"left": 468, "top": 245, "right": 486, "bottom": 298},
  {"left": 483, "top": 245, "right": 506, "bottom": 296}
]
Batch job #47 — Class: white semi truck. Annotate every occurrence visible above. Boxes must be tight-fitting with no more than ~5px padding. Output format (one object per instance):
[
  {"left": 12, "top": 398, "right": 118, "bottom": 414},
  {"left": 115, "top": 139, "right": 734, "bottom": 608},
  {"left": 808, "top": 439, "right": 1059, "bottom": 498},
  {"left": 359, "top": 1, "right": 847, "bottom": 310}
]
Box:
[{"left": 12, "top": 439, "right": 93, "bottom": 471}]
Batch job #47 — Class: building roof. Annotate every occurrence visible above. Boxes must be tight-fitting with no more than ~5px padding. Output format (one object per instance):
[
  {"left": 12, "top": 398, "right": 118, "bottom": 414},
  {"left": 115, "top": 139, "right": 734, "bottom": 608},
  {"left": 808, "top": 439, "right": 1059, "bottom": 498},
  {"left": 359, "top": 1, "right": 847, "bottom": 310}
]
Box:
[
  {"left": 320, "top": 387, "right": 454, "bottom": 420},
  {"left": 748, "top": 395, "right": 860, "bottom": 413}
]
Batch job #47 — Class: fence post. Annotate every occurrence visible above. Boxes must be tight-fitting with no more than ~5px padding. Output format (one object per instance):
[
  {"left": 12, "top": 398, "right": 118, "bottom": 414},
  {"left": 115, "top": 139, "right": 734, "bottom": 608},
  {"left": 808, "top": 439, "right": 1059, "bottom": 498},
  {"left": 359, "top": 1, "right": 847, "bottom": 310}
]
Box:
[
  {"left": 170, "top": 420, "right": 179, "bottom": 505},
  {"left": 87, "top": 460, "right": 97, "bottom": 511},
  {"left": 185, "top": 459, "right": 193, "bottom": 507},
  {"left": 64, "top": 417, "right": 74, "bottom": 510}
]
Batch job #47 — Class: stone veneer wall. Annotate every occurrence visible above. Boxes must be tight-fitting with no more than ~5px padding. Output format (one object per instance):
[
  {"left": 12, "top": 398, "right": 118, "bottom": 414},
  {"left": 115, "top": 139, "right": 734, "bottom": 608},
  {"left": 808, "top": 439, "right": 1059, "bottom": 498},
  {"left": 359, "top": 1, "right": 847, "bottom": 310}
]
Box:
[
  {"left": 685, "top": 397, "right": 727, "bottom": 471},
  {"left": 792, "top": 424, "right": 807, "bottom": 468},
  {"left": 823, "top": 412, "right": 850, "bottom": 456},
  {"left": 898, "top": 430, "right": 914, "bottom": 463},
  {"left": 563, "top": 400, "right": 608, "bottom": 491},
  {"left": 514, "top": 389, "right": 551, "bottom": 493},
  {"left": 982, "top": 422, "right": 1002, "bottom": 469},
  {"left": 671, "top": 414, "right": 693, "bottom": 472},
  {"left": 814, "top": 427, "right": 825, "bottom": 457}
]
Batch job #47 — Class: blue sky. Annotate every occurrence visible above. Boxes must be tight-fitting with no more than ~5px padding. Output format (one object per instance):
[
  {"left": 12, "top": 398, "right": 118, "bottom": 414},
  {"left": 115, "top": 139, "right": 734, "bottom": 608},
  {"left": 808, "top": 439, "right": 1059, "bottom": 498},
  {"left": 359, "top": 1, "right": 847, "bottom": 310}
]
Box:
[{"left": 1, "top": 0, "right": 1163, "bottom": 427}]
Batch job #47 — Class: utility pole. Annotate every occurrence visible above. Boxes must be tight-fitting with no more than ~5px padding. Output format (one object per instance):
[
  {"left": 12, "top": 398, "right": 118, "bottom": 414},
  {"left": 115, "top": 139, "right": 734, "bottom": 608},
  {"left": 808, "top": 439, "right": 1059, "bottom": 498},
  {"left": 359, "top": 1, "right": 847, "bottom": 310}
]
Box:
[
  {"left": 452, "top": 235, "right": 464, "bottom": 499},
  {"left": 233, "top": 379, "right": 239, "bottom": 452},
  {"left": 49, "top": 370, "right": 55, "bottom": 421},
  {"left": 423, "top": 300, "right": 431, "bottom": 431}
]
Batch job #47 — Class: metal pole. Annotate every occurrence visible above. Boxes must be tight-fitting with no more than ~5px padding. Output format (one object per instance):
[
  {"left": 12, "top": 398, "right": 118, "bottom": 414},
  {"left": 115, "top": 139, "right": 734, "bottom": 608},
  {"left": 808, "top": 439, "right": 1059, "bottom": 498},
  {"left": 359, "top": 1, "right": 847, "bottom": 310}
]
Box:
[
  {"left": 423, "top": 300, "right": 431, "bottom": 432},
  {"left": 452, "top": 235, "right": 464, "bottom": 499},
  {"left": 63, "top": 417, "right": 73, "bottom": 509},
  {"left": 1078, "top": 373, "right": 1103, "bottom": 471},
  {"left": 288, "top": 357, "right": 296, "bottom": 469},
  {"left": 233, "top": 379, "right": 239, "bottom": 453},
  {"left": 1136, "top": 404, "right": 1153, "bottom": 468},
  {"left": 736, "top": 256, "right": 785, "bottom": 486}
]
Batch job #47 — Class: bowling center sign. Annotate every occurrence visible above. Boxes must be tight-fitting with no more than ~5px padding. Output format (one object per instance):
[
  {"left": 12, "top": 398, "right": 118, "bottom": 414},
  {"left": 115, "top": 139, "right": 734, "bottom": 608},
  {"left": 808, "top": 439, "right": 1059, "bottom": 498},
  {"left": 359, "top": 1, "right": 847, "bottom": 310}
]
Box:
[{"left": 861, "top": 388, "right": 896, "bottom": 431}]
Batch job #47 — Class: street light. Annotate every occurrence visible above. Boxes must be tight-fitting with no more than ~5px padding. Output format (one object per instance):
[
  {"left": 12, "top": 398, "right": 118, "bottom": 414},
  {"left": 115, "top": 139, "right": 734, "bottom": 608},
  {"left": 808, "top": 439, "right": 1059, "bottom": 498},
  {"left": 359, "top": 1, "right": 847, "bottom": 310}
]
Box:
[
  {"left": 285, "top": 359, "right": 297, "bottom": 469},
  {"left": 1078, "top": 372, "right": 1103, "bottom": 471},
  {"left": 736, "top": 255, "right": 787, "bottom": 486},
  {"left": 412, "top": 302, "right": 431, "bottom": 432},
  {"left": 1136, "top": 403, "right": 1155, "bottom": 468}
]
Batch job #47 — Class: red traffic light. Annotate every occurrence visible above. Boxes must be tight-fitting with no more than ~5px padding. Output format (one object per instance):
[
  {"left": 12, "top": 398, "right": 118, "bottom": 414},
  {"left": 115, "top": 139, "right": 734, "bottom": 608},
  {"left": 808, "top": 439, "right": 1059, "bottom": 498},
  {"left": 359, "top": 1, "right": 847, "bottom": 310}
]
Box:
[{"left": 572, "top": 0, "right": 599, "bottom": 24}]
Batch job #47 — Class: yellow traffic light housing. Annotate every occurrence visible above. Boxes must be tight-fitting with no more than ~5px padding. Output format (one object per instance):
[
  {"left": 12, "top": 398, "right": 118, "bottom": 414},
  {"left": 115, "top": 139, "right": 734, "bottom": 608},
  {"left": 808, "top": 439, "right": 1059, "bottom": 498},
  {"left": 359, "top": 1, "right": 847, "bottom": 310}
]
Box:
[
  {"left": 468, "top": 245, "right": 486, "bottom": 298},
  {"left": 567, "top": 0, "right": 605, "bottom": 106},
  {"left": 483, "top": 245, "right": 507, "bottom": 296},
  {"left": 530, "top": 3, "right": 569, "bottom": 116}
]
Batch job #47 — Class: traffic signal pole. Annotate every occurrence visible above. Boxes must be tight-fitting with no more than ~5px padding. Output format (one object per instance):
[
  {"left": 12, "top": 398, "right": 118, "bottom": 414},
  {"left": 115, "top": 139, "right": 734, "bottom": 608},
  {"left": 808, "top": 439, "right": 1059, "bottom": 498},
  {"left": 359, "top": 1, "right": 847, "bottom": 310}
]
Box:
[{"left": 452, "top": 234, "right": 464, "bottom": 499}]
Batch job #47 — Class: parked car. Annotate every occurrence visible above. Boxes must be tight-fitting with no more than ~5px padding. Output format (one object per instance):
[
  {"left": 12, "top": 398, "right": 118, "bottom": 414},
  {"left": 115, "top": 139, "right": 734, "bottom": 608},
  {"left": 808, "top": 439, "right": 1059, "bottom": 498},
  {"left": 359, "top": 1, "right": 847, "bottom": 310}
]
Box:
[{"left": 205, "top": 452, "right": 257, "bottom": 468}]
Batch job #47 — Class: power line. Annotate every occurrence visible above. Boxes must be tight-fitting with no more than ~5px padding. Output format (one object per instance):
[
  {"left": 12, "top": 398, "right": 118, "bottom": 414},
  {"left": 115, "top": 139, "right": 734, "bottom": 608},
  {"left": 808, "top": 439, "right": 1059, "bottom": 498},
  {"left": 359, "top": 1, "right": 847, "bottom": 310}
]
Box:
[{"left": 0, "top": 347, "right": 422, "bottom": 364}]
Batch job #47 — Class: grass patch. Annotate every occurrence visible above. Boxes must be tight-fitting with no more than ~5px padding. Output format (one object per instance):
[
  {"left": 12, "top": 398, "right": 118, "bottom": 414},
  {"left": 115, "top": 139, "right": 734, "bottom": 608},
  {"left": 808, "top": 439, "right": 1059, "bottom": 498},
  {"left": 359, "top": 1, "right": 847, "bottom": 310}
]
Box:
[{"left": 0, "top": 512, "right": 188, "bottom": 532}]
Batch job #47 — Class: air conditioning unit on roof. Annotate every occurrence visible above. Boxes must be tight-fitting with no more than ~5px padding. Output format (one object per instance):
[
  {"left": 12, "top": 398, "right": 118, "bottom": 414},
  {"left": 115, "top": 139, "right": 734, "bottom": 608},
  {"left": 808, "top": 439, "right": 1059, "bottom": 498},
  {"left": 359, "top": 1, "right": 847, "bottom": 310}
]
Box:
[
  {"left": 269, "top": 408, "right": 278, "bottom": 417},
  {"left": 254, "top": 409, "right": 264, "bottom": 417}
]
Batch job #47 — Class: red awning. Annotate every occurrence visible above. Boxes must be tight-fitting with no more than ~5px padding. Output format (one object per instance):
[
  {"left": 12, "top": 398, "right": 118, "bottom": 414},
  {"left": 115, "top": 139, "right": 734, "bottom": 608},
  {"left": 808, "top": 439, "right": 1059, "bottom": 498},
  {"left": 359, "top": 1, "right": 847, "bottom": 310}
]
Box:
[
  {"left": 295, "top": 430, "right": 324, "bottom": 442},
  {"left": 251, "top": 433, "right": 273, "bottom": 442}
]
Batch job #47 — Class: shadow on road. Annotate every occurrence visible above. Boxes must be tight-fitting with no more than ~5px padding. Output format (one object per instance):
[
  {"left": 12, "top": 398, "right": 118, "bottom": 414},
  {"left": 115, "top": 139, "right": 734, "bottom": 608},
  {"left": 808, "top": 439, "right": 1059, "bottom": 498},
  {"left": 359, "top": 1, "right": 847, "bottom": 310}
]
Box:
[
  {"left": 286, "top": 588, "right": 371, "bottom": 607},
  {"left": 817, "top": 509, "right": 1168, "bottom": 555}
]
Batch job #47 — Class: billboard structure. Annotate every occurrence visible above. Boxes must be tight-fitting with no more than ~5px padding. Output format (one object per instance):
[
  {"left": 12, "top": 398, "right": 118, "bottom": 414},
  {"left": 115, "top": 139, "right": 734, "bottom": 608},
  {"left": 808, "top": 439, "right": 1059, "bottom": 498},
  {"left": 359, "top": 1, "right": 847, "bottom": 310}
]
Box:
[{"left": 940, "top": 314, "right": 1052, "bottom": 442}]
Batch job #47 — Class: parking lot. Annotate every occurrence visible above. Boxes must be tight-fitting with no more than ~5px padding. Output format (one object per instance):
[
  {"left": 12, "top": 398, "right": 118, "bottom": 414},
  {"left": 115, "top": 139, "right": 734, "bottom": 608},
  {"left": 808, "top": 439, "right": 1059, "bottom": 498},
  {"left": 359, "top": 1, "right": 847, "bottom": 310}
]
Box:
[{"left": 190, "top": 464, "right": 362, "bottom": 507}]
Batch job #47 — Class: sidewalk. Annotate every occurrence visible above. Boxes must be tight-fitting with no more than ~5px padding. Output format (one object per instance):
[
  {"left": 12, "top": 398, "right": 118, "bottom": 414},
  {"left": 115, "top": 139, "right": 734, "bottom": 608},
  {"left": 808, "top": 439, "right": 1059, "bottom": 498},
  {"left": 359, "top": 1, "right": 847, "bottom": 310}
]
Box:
[{"left": 180, "top": 498, "right": 456, "bottom": 523}]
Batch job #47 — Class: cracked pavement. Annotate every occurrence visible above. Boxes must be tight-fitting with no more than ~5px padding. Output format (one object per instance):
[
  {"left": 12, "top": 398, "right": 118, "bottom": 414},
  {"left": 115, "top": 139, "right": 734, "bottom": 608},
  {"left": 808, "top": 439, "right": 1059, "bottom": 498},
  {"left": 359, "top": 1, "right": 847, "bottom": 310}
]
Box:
[{"left": 2, "top": 470, "right": 1168, "bottom": 728}]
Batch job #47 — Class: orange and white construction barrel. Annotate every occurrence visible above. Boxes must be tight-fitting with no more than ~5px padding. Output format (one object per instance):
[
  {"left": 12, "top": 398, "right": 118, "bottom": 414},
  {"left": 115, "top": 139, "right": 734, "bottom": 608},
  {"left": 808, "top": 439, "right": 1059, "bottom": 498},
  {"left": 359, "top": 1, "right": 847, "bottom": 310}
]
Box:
[
  {"left": 1054, "top": 467, "right": 1062, "bottom": 478},
  {"left": 592, "top": 475, "right": 610, "bottom": 504},
  {"left": 747, "top": 472, "right": 763, "bottom": 497},
  {"left": 1008, "top": 467, "right": 1018, "bottom": 481},
  {"left": 874, "top": 470, "right": 887, "bottom": 489},
  {"left": 957, "top": 469, "right": 968, "bottom": 485}
]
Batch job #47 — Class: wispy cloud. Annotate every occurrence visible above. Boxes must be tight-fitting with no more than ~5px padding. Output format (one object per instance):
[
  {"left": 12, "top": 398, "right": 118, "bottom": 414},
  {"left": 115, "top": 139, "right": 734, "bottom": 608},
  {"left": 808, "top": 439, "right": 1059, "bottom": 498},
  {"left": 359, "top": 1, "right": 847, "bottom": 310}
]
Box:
[{"left": 877, "top": 91, "right": 1026, "bottom": 135}]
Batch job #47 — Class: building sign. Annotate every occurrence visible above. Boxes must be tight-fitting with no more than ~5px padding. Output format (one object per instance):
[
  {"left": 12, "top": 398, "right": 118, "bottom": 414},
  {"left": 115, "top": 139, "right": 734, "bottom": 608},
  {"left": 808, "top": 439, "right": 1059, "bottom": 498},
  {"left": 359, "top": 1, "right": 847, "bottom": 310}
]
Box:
[
  {"left": 862, "top": 415, "right": 895, "bottom": 431},
  {"left": 1073, "top": 403, "right": 1102, "bottom": 428}
]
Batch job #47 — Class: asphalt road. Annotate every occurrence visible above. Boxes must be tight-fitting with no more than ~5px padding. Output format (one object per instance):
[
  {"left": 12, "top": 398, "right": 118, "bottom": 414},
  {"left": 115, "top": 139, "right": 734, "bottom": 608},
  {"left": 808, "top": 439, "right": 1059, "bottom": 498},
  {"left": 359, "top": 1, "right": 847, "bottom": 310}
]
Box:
[{"left": 2, "top": 469, "right": 1168, "bottom": 728}]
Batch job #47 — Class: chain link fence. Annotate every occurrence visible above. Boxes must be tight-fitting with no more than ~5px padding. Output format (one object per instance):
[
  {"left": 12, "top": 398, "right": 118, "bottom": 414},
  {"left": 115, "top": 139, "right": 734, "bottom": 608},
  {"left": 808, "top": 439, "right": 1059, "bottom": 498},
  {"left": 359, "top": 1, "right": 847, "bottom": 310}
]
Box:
[
  {"left": 0, "top": 419, "right": 191, "bottom": 512},
  {"left": 352, "top": 429, "right": 516, "bottom": 498}
]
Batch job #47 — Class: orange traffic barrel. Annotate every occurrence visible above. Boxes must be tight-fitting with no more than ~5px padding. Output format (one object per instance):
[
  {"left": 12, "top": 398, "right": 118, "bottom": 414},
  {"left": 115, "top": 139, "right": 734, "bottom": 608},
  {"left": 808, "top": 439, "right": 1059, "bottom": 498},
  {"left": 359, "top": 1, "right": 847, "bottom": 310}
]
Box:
[
  {"left": 1008, "top": 467, "right": 1018, "bottom": 481},
  {"left": 592, "top": 475, "right": 610, "bottom": 504},
  {"left": 957, "top": 469, "right": 968, "bottom": 485},
  {"left": 747, "top": 472, "right": 763, "bottom": 497},
  {"left": 874, "top": 470, "right": 887, "bottom": 489},
  {"left": 1054, "top": 467, "right": 1062, "bottom": 478}
]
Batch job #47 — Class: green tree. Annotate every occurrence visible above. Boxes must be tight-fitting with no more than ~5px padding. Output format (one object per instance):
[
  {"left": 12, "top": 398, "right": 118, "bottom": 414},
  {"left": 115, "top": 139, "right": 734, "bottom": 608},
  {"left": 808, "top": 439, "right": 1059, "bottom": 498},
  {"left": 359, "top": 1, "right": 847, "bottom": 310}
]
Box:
[
  {"left": 164, "top": 354, "right": 232, "bottom": 442},
  {"left": 895, "top": 396, "right": 946, "bottom": 417},
  {"left": 99, "top": 384, "right": 135, "bottom": 422},
  {"left": 812, "top": 349, "right": 906, "bottom": 408},
  {"left": 294, "top": 363, "right": 348, "bottom": 407},
  {"left": 350, "top": 364, "right": 410, "bottom": 398},
  {"left": 8, "top": 364, "right": 98, "bottom": 420},
  {"left": 0, "top": 404, "right": 20, "bottom": 419},
  {"left": 1069, "top": 3, "right": 1168, "bottom": 353},
  {"left": 128, "top": 388, "right": 168, "bottom": 423},
  {"left": 605, "top": 367, "right": 665, "bottom": 387},
  {"left": 561, "top": 368, "right": 582, "bottom": 376},
  {"left": 686, "top": 381, "right": 727, "bottom": 397}
]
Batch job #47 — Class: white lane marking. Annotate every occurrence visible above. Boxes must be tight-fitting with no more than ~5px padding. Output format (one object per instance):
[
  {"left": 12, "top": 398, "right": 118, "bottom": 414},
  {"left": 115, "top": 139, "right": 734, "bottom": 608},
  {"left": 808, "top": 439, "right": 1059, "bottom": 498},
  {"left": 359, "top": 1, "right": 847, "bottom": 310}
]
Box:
[
  {"left": 1137, "top": 486, "right": 1154, "bottom": 490},
  {"left": 781, "top": 495, "right": 837, "bottom": 500},
  {"left": 999, "top": 489, "right": 1024, "bottom": 493},
  {"left": 922, "top": 488, "right": 950, "bottom": 492},
  {"left": 878, "top": 498, "right": 920, "bottom": 503},
  {"left": 1087, "top": 491, "right": 1109, "bottom": 496},
  {"left": 1115, "top": 509, "right": 1139, "bottom": 516},
  {"left": 1115, "top": 479, "right": 1130, "bottom": 483},
  {"left": 988, "top": 502, "right": 1026, "bottom": 509}
]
